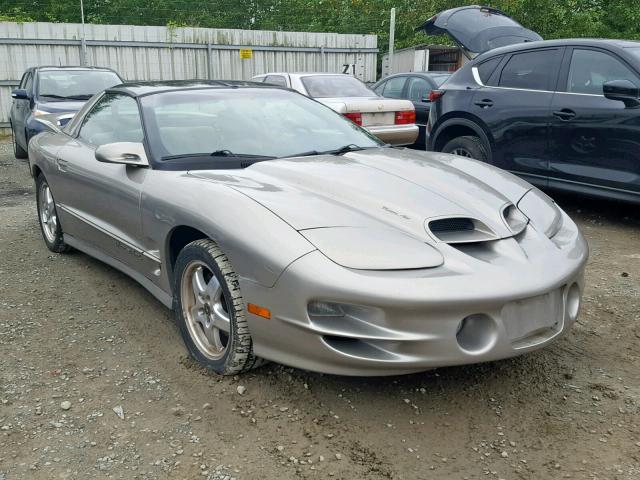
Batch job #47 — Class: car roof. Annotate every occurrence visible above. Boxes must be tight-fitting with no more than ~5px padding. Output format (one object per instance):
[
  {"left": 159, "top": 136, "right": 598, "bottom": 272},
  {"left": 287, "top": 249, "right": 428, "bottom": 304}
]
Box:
[
  {"left": 106, "top": 80, "right": 286, "bottom": 97},
  {"left": 256, "top": 72, "right": 352, "bottom": 78},
  {"left": 475, "top": 38, "right": 640, "bottom": 60},
  {"left": 384, "top": 72, "right": 451, "bottom": 78},
  {"left": 34, "top": 66, "right": 119, "bottom": 72}
]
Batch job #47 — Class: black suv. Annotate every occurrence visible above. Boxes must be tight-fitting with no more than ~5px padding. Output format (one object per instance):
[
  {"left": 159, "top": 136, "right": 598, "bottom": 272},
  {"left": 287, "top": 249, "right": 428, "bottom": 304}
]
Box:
[{"left": 423, "top": 6, "right": 640, "bottom": 204}]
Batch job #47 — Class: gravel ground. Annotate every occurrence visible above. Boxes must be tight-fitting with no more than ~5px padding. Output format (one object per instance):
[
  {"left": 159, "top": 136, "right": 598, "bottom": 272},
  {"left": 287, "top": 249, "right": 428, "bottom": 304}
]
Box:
[{"left": 1, "top": 138, "right": 639, "bottom": 480}]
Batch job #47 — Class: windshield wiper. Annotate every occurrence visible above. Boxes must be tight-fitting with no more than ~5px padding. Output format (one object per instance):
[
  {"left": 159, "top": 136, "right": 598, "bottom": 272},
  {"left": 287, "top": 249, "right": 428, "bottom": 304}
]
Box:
[
  {"left": 210, "top": 150, "right": 274, "bottom": 158},
  {"left": 280, "top": 145, "right": 376, "bottom": 159},
  {"left": 40, "top": 94, "right": 93, "bottom": 100},
  {"left": 279, "top": 150, "right": 320, "bottom": 159},
  {"left": 65, "top": 94, "right": 94, "bottom": 100},
  {"left": 327, "top": 144, "right": 366, "bottom": 155}
]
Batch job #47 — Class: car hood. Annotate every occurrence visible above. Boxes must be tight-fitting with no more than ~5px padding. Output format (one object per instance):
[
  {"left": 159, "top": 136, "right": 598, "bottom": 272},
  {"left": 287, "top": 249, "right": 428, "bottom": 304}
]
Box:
[
  {"left": 188, "top": 148, "right": 532, "bottom": 244},
  {"left": 417, "top": 5, "right": 542, "bottom": 58},
  {"left": 35, "top": 100, "right": 86, "bottom": 113},
  {"left": 316, "top": 97, "right": 414, "bottom": 113}
]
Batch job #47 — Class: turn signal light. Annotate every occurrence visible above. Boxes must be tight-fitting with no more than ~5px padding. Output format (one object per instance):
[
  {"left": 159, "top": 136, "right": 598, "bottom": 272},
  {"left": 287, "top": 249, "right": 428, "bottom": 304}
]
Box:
[
  {"left": 343, "top": 112, "right": 363, "bottom": 126},
  {"left": 247, "top": 303, "right": 271, "bottom": 319},
  {"left": 429, "top": 89, "right": 445, "bottom": 102},
  {"left": 394, "top": 110, "right": 416, "bottom": 125}
]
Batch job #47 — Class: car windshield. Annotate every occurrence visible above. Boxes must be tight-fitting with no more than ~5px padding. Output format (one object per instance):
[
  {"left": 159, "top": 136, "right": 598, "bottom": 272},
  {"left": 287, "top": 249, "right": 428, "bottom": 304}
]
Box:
[
  {"left": 38, "top": 70, "right": 122, "bottom": 100},
  {"left": 140, "top": 88, "right": 382, "bottom": 163},
  {"left": 301, "top": 75, "right": 376, "bottom": 98}
]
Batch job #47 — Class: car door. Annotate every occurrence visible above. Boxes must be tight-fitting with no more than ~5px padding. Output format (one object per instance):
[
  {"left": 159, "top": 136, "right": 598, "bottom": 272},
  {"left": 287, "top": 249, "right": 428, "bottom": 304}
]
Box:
[
  {"left": 53, "top": 93, "right": 155, "bottom": 273},
  {"left": 471, "top": 47, "right": 563, "bottom": 185},
  {"left": 405, "top": 76, "right": 433, "bottom": 148},
  {"left": 548, "top": 47, "right": 640, "bottom": 195},
  {"left": 11, "top": 70, "right": 33, "bottom": 145}
]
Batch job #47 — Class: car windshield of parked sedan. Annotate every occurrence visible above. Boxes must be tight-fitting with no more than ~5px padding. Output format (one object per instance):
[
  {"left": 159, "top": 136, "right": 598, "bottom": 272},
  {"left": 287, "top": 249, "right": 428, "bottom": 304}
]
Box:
[
  {"left": 38, "top": 70, "right": 122, "bottom": 100},
  {"left": 301, "top": 75, "right": 376, "bottom": 98},
  {"left": 140, "top": 88, "right": 383, "bottom": 163},
  {"left": 431, "top": 74, "right": 451, "bottom": 87}
]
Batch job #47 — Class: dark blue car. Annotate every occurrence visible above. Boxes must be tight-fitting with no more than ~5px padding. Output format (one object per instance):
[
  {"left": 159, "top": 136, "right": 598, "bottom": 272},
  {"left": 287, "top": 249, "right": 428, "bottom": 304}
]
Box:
[{"left": 10, "top": 66, "right": 123, "bottom": 158}]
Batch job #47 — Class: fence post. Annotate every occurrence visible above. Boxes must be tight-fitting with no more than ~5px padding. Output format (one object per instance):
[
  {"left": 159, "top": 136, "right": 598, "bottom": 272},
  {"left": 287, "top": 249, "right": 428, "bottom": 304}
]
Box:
[{"left": 207, "top": 42, "right": 213, "bottom": 79}]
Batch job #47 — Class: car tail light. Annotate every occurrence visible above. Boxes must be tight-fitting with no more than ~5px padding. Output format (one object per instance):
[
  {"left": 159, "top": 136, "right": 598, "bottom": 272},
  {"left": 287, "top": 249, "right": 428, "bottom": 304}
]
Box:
[
  {"left": 394, "top": 110, "right": 416, "bottom": 125},
  {"left": 343, "top": 112, "right": 362, "bottom": 126},
  {"left": 429, "top": 89, "right": 445, "bottom": 102}
]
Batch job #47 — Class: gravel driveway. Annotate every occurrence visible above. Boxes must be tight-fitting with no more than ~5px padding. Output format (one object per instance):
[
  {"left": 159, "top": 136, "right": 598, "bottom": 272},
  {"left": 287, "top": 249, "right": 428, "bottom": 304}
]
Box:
[{"left": 1, "top": 138, "right": 639, "bottom": 479}]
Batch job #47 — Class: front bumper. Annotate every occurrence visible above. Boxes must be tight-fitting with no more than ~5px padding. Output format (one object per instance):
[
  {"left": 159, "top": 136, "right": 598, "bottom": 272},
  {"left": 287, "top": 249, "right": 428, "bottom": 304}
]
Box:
[
  {"left": 242, "top": 212, "right": 588, "bottom": 376},
  {"left": 366, "top": 124, "right": 418, "bottom": 146}
]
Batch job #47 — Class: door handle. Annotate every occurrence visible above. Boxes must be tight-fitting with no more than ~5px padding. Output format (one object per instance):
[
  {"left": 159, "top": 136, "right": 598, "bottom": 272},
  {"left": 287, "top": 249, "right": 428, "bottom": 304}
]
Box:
[
  {"left": 553, "top": 109, "right": 576, "bottom": 121},
  {"left": 474, "top": 99, "right": 494, "bottom": 108}
]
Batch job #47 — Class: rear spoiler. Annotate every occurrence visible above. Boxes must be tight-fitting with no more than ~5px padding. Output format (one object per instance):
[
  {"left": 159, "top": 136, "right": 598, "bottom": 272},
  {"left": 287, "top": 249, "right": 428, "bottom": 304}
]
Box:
[{"left": 34, "top": 112, "right": 76, "bottom": 134}]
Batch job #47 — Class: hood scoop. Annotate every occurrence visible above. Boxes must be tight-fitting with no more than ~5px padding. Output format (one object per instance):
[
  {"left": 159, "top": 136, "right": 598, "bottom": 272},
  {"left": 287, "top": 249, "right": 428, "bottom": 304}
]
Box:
[{"left": 427, "top": 216, "right": 497, "bottom": 244}]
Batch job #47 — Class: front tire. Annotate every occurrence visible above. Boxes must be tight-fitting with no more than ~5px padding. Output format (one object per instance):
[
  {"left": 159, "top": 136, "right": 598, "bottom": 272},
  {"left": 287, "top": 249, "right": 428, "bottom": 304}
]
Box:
[
  {"left": 174, "top": 239, "right": 262, "bottom": 375},
  {"left": 442, "top": 135, "right": 488, "bottom": 162},
  {"left": 36, "top": 174, "right": 70, "bottom": 253},
  {"left": 11, "top": 124, "right": 28, "bottom": 159}
]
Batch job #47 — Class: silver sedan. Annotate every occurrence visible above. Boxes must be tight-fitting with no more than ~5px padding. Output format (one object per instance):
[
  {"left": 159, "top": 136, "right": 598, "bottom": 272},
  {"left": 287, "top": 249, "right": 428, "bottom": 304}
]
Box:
[
  {"left": 28, "top": 81, "right": 588, "bottom": 376},
  {"left": 252, "top": 73, "right": 419, "bottom": 146}
]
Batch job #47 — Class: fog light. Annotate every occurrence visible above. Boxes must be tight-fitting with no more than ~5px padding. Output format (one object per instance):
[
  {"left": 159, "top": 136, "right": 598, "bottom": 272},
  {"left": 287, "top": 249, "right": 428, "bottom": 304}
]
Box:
[
  {"left": 456, "top": 314, "right": 497, "bottom": 354},
  {"left": 566, "top": 283, "right": 581, "bottom": 322},
  {"left": 308, "top": 301, "right": 345, "bottom": 318}
]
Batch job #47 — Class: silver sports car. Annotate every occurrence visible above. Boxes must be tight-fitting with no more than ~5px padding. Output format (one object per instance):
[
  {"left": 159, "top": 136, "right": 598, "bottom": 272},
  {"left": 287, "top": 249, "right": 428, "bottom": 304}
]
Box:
[{"left": 28, "top": 81, "right": 588, "bottom": 376}]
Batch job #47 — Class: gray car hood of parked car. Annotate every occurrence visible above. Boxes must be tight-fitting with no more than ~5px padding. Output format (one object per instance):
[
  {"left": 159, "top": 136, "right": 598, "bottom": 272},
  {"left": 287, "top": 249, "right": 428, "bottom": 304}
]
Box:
[
  {"left": 189, "top": 147, "right": 533, "bottom": 247},
  {"left": 417, "top": 5, "right": 542, "bottom": 57}
]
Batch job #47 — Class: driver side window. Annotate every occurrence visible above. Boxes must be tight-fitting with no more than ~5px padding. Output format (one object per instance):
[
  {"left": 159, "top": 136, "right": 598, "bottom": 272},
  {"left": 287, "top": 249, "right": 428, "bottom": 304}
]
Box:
[
  {"left": 567, "top": 49, "right": 639, "bottom": 95},
  {"left": 79, "top": 94, "right": 143, "bottom": 147}
]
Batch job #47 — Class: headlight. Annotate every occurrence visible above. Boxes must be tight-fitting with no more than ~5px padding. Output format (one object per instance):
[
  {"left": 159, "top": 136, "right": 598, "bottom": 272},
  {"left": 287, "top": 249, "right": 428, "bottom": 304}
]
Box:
[
  {"left": 517, "top": 188, "right": 562, "bottom": 238},
  {"left": 300, "top": 227, "right": 443, "bottom": 270},
  {"left": 33, "top": 109, "right": 50, "bottom": 117}
]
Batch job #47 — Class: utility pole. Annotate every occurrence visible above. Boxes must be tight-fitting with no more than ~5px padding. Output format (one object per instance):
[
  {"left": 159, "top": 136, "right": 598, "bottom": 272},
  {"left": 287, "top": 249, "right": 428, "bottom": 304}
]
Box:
[
  {"left": 80, "top": 0, "right": 87, "bottom": 66},
  {"left": 388, "top": 8, "right": 396, "bottom": 76}
]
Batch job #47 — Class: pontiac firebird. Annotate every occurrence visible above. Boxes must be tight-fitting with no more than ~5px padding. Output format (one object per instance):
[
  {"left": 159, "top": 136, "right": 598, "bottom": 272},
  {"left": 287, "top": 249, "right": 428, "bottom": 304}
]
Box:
[{"left": 28, "top": 81, "right": 589, "bottom": 376}]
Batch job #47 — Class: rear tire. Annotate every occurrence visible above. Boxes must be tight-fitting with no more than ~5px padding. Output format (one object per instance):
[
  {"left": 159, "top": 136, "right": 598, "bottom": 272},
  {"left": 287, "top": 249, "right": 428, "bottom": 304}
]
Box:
[
  {"left": 173, "top": 239, "right": 264, "bottom": 375},
  {"left": 11, "top": 124, "right": 28, "bottom": 159},
  {"left": 442, "top": 135, "right": 488, "bottom": 162}
]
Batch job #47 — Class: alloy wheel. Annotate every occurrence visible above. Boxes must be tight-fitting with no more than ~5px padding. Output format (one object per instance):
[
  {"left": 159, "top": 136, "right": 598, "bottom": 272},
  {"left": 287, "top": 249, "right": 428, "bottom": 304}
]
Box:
[
  {"left": 451, "top": 147, "right": 474, "bottom": 158},
  {"left": 39, "top": 182, "right": 58, "bottom": 243},
  {"left": 180, "top": 260, "right": 231, "bottom": 360}
]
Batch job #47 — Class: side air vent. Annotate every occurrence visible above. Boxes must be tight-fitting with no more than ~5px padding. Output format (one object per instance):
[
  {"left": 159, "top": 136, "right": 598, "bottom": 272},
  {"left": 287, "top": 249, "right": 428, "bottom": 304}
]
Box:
[
  {"left": 427, "top": 217, "right": 497, "bottom": 244},
  {"left": 502, "top": 204, "right": 528, "bottom": 235}
]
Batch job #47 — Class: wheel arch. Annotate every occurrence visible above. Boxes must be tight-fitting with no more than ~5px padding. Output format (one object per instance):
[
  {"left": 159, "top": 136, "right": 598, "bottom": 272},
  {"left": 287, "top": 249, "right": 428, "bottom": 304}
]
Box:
[
  {"left": 31, "top": 163, "right": 42, "bottom": 179},
  {"left": 165, "top": 225, "right": 209, "bottom": 287},
  {"left": 430, "top": 114, "right": 494, "bottom": 163}
]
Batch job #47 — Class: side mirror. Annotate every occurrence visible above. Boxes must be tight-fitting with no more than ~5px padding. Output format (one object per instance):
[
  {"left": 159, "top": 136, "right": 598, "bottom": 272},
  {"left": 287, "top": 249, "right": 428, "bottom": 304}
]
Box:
[
  {"left": 11, "top": 88, "right": 30, "bottom": 100},
  {"left": 603, "top": 79, "right": 640, "bottom": 108},
  {"left": 95, "top": 142, "right": 149, "bottom": 167}
]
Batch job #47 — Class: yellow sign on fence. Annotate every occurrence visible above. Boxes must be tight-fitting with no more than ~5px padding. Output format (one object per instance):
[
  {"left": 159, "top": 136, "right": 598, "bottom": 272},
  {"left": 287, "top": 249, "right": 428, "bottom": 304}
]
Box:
[{"left": 239, "top": 49, "right": 253, "bottom": 59}]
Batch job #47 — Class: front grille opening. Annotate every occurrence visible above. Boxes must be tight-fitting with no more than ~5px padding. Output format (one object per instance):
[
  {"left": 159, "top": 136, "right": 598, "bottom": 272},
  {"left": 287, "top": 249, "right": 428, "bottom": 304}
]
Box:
[{"left": 429, "top": 217, "right": 475, "bottom": 233}]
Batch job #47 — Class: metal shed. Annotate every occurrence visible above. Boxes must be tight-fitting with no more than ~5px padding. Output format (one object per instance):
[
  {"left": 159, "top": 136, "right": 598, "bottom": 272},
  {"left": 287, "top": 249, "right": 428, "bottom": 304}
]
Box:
[
  {"left": 0, "top": 21, "right": 378, "bottom": 132},
  {"left": 381, "top": 44, "right": 464, "bottom": 78}
]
